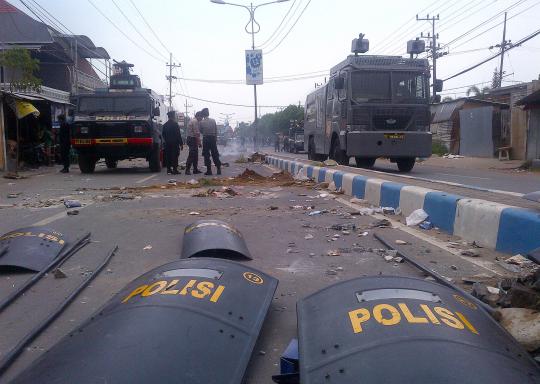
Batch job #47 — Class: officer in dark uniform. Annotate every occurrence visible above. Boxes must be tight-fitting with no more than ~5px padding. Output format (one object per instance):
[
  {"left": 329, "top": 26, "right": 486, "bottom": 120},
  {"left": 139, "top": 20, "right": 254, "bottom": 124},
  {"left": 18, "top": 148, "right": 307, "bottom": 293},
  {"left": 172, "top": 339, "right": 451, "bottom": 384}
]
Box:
[
  {"left": 162, "top": 111, "right": 183, "bottom": 175},
  {"left": 58, "top": 114, "right": 70, "bottom": 173},
  {"left": 200, "top": 107, "right": 221, "bottom": 175}
]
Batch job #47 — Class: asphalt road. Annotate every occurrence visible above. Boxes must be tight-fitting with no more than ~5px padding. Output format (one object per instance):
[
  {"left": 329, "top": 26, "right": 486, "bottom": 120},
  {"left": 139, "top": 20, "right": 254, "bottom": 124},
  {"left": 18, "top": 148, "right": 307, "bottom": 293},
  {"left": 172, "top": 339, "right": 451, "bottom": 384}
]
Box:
[
  {"left": 274, "top": 150, "right": 540, "bottom": 195},
  {"left": 0, "top": 150, "right": 519, "bottom": 383}
]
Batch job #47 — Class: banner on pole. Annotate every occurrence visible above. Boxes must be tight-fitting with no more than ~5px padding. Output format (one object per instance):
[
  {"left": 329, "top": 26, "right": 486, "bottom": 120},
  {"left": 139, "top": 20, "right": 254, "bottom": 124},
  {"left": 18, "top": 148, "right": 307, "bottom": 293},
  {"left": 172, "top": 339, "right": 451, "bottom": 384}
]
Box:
[{"left": 245, "top": 50, "right": 263, "bottom": 85}]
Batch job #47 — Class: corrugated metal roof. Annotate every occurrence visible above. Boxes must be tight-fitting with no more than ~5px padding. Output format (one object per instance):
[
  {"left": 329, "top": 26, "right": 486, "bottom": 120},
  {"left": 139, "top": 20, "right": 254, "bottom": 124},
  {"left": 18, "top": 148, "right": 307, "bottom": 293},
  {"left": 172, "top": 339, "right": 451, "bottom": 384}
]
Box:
[
  {"left": 431, "top": 100, "right": 465, "bottom": 123},
  {"left": 0, "top": 1, "right": 53, "bottom": 45},
  {"left": 516, "top": 89, "right": 540, "bottom": 106}
]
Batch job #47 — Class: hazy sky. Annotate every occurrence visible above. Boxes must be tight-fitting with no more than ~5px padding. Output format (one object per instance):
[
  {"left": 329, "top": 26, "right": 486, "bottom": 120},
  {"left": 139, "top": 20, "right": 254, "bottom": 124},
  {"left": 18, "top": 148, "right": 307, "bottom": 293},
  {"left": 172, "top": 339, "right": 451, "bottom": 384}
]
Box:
[{"left": 11, "top": 0, "right": 540, "bottom": 126}]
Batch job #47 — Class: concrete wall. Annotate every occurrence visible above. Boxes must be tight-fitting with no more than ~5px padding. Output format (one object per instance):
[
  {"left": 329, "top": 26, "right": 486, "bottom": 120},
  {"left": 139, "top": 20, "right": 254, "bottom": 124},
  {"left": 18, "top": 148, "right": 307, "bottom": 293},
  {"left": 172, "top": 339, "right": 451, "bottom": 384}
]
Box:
[{"left": 0, "top": 100, "right": 5, "bottom": 171}]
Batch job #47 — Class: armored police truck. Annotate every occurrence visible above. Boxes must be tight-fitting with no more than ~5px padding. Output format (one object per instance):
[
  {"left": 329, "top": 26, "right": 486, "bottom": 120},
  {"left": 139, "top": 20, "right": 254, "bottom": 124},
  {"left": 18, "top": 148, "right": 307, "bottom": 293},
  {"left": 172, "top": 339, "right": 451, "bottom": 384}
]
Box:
[
  {"left": 304, "top": 35, "right": 432, "bottom": 172},
  {"left": 71, "top": 61, "right": 167, "bottom": 173}
]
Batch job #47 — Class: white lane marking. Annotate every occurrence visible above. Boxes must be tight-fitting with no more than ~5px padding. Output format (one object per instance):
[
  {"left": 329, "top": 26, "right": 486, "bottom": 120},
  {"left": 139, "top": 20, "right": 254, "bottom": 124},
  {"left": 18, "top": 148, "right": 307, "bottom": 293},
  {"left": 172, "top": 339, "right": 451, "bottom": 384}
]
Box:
[
  {"left": 32, "top": 203, "right": 93, "bottom": 227},
  {"left": 437, "top": 173, "right": 489, "bottom": 180},
  {"left": 336, "top": 197, "right": 504, "bottom": 276},
  {"left": 135, "top": 174, "right": 157, "bottom": 184},
  {"left": 273, "top": 154, "right": 524, "bottom": 198}
]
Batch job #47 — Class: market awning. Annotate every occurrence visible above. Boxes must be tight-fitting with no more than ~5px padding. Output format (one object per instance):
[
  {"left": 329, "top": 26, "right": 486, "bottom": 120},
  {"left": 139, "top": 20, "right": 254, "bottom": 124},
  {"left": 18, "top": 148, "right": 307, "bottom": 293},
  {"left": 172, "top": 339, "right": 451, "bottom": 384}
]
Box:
[{"left": 9, "top": 99, "right": 40, "bottom": 119}]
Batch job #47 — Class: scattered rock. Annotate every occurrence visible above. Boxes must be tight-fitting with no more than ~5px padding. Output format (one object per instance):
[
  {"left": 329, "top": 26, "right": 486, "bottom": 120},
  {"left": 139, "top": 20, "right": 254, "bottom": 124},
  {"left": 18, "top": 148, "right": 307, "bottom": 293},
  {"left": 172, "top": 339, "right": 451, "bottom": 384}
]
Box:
[
  {"left": 327, "top": 250, "right": 341, "bottom": 257},
  {"left": 143, "top": 245, "right": 153, "bottom": 250},
  {"left": 350, "top": 197, "right": 367, "bottom": 205},
  {"left": 358, "top": 231, "right": 369, "bottom": 237},
  {"left": 498, "top": 308, "right": 540, "bottom": 351},
  {"left": 64, "top": 199, "right": 82, "bottom": 208},
  {"left": 370, "top": 219, "right": 391, "bottom": 228},
  {"left": 326, "top": 269, "right": 338, "bottom": 276},
  {"left": 304, "top": 234, "right": 314, "bottom": 240},
  {"left": 395, "top": 240, "right": 408, "bottom": 245},
  {"left": 323, "top": 159, "right": 338, "bottom": 166},
  {"left": 506, "top": 254, "right": 532, "bottom": 266},
  {"left": 384, "top": 255, "right": 394, "bottom": 262},
  {"left": 67, "top": 210, "right": 79, "bottom": 216},
  {"left": 267, "top": 206, "right": 279, "bottom": 211},
  {"left": 451, "top": 265, "right": 458, "bottom": 270},
  {"left": 460, "top": 249, "right": 480, "bottom": 257},
  {"left": 7, "top": 193, "right": 20, "bottom": 198},
  {"left": 472, "top": 282, "right": 500, "bottom": 307},
  {"left": 259, "top": 350, "right": 266, "bottom": 356},
  {"left": 53, "top": 268, "right": 67, "bottom": 279},
  {"left": 189, "top": 212, "right": 201, "bottom": 215},
  {"left": 394, "top": 257, "right": 404, "bottom": 263}
]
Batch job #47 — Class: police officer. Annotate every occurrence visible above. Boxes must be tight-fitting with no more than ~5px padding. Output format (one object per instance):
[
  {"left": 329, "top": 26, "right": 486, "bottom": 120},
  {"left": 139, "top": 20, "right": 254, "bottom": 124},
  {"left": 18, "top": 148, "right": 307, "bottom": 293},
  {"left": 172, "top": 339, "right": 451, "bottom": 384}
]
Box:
[
  {"left": 185, "top": 111, "right": 202, "bottom": 175},
  {"left": 200, "top": 107, "right": 221, "bottom": 175},
  {"left": 162, "top": 111, "right": 183, "bottom": 175},
  {"left": 58, "top": 114, "right": 70, "bottom": 173}
]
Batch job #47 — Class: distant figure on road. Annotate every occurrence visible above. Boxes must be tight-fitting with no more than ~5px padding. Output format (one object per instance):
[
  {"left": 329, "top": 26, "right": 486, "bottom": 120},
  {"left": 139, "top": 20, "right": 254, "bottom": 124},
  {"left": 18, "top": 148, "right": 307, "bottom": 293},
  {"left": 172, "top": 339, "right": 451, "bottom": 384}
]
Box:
[
  {"left": 274, "top": 134, "right": 280, "bottom": 152},
  {"left": 185, "top": 111, "right": 202, "bottom": 175},
  {"left": 200, "top": 107, "right": 221, "bottom": 176},
  {"left": 162, "top": 111, "right": 183, "bottom": 175},
  {"left": 58, "top": 114, "right": 70, "bottom": 173}
]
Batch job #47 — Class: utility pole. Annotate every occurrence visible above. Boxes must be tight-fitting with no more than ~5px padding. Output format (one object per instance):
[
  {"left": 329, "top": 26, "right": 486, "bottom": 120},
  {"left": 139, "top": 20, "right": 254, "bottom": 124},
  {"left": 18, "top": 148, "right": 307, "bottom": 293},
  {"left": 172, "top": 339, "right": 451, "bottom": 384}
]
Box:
[
  {"left": 417, "top": 14, "right": 440, "bottom": 100},
  {"left": 166, "top": 53, "right": 181, "bottom": 111},
  {"left": 184, "top": 99, "right": 192, "bottom": 128},
  {"left": 490, "top": 12, "right": 512, "bottom": 88}
]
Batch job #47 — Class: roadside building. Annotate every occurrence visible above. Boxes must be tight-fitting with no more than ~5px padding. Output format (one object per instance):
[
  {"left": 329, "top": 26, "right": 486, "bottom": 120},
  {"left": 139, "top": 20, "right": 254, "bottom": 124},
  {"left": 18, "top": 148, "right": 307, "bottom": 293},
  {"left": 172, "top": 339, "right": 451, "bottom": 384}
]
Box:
[
  {"left": 0, "top": 0, "right": 110, "bottom": 171},
  {"left": 430, "top": 98, "right": 509, "bottom": 157},
  {"left": 516, "top": 88, "right": 540, "bottom": 161},
  {"left": 486, "top": 80, "right": 540, "bottom": 160}
]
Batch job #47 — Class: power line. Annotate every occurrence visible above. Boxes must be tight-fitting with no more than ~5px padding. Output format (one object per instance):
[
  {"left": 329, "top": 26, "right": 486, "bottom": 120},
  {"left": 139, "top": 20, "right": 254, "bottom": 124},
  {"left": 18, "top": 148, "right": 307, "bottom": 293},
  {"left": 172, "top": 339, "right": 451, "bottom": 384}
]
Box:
[
  {"left": 443, "top": 27, "right": 540, "bottom": 81},
  {"left": 174, "top": 92, "right": 288, "bottom": 109},
  {"left": 178, "top": 72, "right": 326, "bottom": 85},
  {"left": 256, "top": 0, "right": 297, "bottom": 49},
  {"left": 128, "top": 0, "right": 171, "bottom": 56},
  {"left": 264, "top": 0, "right": 312, "bottom": 55},
  {"left": 111, "top": 0, "right": 168, "bottom": 61},
  {"left": 86, "top": 0, "right": 165, "bottom": 63}
]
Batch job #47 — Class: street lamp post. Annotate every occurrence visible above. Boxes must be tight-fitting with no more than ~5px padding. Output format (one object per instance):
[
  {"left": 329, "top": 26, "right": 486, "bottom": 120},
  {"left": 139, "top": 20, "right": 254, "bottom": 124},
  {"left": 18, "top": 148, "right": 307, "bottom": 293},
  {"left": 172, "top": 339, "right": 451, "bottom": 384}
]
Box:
[{"left": 210, "top": 0, "right": 289, "bottom": 150}]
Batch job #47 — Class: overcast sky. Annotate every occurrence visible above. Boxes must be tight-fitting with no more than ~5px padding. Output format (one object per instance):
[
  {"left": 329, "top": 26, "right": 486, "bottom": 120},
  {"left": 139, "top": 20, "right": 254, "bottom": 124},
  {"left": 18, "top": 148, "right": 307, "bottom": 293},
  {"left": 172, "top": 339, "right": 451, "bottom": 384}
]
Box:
[{"left": 12, "top": 0, "right": 540, "bottom": 126}]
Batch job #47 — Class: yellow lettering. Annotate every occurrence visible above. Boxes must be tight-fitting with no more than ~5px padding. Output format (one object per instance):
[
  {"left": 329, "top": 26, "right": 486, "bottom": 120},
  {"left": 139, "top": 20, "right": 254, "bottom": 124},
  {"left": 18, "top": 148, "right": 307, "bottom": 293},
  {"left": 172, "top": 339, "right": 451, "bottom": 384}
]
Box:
[
  {"left": 434, "top": 307, "right": 464, "bottom": 330},
  {"left": 420, "top": 304, "right": 441, "bottom": 325},
  {"left": 142, "top": 281, "right": 167, "bottom": 297},
  {"left": 191, "top": 281, "right": 214, "bottom": 299},
  {"left": 160, "top": 280, "right": 180, "bottom": 295},
  {"left": 210, "top": 285, "right": 225, "bottom": 303},
  {"left": 122, "top": 285, "right": 148, "bottom": 303},
  {"left": 348, "top": 308, "right": 371, "bottom": 334},
  {"left": 179, "top": 279, "right": 197, "bottom": 295},
  {"left": 373, "top": 304, "right": 401, "bottom": 326},
  {"left": 398, "top": 303, "right": 428, "bottom": 324},
  {"left": 455, "top": 312, "right": 479, "bottom": 335}
]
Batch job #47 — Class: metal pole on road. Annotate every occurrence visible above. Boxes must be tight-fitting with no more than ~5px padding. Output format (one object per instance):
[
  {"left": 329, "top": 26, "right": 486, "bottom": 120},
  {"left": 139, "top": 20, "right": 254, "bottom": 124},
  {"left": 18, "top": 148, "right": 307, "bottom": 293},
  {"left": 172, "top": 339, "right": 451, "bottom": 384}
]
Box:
[{"left": 210, "top": 0, "right": 290, "bottom": 151}]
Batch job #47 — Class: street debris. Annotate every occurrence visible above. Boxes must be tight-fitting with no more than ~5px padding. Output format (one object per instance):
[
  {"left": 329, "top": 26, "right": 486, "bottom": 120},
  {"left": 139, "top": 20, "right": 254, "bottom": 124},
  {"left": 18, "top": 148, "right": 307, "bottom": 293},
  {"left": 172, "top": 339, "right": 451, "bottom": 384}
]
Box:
[
  {"left": 294, "top": 168, "right": 309, "bottom": 181},
  {"left": 188, "top": 179, "right": 199, "bottom": 185},
  {"left": 498, "top": 308, "right": 540, "bottom": 352},
  {"left": 331, "top": 223, "right": 356, "bottom": 231},
  {"left": 327, "top": 181, "right": 337, "bottom": 192},
  {"left": 326, "top": 269, "right": 338, "bottom": 276},
  {"left": 53, "top": 268, "right": 67, "bottom": 279},
  {"left": 193, "top": 187, "right": 239, "bottom": 198},
  {"left": 304, "top": 234, "right": 314, "bottom": 240},
  {"left": 323, "top": 159, "right": 338, "bottom": 166},
  {"left": 308, "top": 210, "right": 326, "bottom": 216},
  {"left": 267, "top": 206, "right": 279, "bottom": 211},
  {"left": 406, "top": 209, "right": 429, "bottom": 226},
  {"left": 327, "top": 250, "right": 341, "bottom": 257},
  {"left": 64, "top": 200, "right": 82, "bottom": 208},
  {"left": 419, "top": 221, "right": 434, "bottom": 230},
  {"left": 350, "top": 197, "right": 367, "bottom": 205},
  {"left": 460, "top": 249, "right": 480, "bottom": 257},
  {"left": 395, "top": 240, "right": 408, "bottom": 245},
  {"left": 67, "top": 210, "right": 79, "bottom": 216},
  {"left": 381, "top": 207, "right": 396, "bottom": 215},
  {"left": 7, "top": 193, "right": 20, "bottom": 198},
  {"left": 248, "top": 152, "right": 266, "bottom": 163},
  {"left": 370, "top": 219, "right": 391, "bottom": 228},
  {"left": 189, "top": 212, "right": 200, "bottom": 215},
  {"left": 506, "top": 254, "right": 532, "bottom": 266},
  {"left": 358, "top": 231, "right": 369, "bottom": 237},
  {"left": 143, "top": 245, "right": 153, "bottom": 250},
  {"left": 168, "top": 179, "right": 177, "bottom": 185},
  {"left": 442, "top": 154, "right": 464, "bottom": 159}
]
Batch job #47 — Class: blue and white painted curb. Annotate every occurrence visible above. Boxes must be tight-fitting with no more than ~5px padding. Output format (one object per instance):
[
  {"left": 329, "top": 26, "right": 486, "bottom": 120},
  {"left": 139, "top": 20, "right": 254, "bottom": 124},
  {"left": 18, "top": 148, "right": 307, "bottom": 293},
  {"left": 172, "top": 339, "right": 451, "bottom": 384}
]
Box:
[{"left": 267, "top": 155, "right": 540, "bottom": 255}]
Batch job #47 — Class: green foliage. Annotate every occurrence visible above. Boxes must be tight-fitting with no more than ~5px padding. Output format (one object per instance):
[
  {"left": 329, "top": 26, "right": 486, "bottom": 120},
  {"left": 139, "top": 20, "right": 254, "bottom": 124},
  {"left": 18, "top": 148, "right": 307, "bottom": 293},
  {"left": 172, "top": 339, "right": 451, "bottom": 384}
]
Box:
[
  {"left": 442, "top": 96, "right": 453, "bottom": 102},
  {"left": 236, "top": 104, "right": 304, "bottom": 138},
  {"left": 0, "top": 48, "right": 42, "bottom": 91},
  {"left": 432, "top": 140, "right": 448, "bottom": 156}
]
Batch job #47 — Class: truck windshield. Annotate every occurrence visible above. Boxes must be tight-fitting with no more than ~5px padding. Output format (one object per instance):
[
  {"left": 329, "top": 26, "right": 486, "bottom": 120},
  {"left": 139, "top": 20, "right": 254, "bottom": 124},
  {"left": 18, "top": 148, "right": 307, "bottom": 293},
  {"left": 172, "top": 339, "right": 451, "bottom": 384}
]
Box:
[
  {"left": 352, "top": 71, "right": 427, "bottom": 103},
  {"left": 78, "top": 97, "right": 150, "bottom": 114}
]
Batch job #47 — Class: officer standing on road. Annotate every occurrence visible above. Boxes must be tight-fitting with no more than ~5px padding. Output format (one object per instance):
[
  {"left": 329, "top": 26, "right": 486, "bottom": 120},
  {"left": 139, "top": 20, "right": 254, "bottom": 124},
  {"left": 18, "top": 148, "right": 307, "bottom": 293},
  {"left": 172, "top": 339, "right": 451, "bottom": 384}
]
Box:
[
  {"left": 58, "top": 114, "right": 70, "bottom": 173},
  {"left": 162, "top": 111, "right": 183, "bottom": 175},
  {"left": 185, "top": 111, "right": 202, "bottom": 175},
  {"left": 200, "top": 107, "right": 221, "bottom": 175}
]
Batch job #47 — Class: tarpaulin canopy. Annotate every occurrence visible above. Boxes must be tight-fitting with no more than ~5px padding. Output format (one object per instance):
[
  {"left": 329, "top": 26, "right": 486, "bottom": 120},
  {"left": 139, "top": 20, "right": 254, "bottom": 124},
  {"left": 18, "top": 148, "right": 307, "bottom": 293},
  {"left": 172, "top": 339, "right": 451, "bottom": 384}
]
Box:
[{"left": 9, "top": 99, "right": 40, "bottom": 119}]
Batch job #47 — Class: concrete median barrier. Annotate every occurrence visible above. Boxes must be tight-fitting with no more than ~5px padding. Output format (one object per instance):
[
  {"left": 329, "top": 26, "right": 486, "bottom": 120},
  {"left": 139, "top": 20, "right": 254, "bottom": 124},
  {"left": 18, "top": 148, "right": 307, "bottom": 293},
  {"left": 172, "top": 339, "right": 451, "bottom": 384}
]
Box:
[{"left": 266, "top": 155, "right": 540, "bottom": 255}]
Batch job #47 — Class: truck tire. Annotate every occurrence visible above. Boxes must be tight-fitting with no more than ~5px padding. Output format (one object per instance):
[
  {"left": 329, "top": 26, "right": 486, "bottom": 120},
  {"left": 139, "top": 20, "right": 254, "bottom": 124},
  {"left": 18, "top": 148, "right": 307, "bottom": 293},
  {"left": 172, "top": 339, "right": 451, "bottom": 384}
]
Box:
[
  {"left": 149, "top": 144, "right": 162, "bottom": 172},
  {"left": 330, "top": 139, "right": 349, "bottom": 165},
  {"left": 105, "top": 158, "right": 118, "bottom": 169},
  {"left": 397, "top": 157, "right": 416, "bottom": 172},
  {"left": 308, "top": 138, "right": 327, "bottom": 161},
  {"left": 78, "top": 154, "right": 96, "bottom": 174},
  {"left": 355, "top": 157, "right": 376, "bottom": 168}
]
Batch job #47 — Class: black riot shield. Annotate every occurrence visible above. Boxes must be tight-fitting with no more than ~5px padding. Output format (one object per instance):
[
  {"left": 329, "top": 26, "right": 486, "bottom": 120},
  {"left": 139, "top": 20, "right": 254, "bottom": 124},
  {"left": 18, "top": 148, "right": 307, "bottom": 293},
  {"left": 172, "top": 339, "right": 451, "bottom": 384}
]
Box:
[
  {"left": 0, "top": 227, "right": 66, "bottom": 272},
  {"left": 12, "top": 258, "right": 278, "bottom": 384},
  {"left": 181, "top": 220, "right": 252, "bottom": 260},
  {"left": 297, "top": 276, "right": 540, "bottom": 384}
]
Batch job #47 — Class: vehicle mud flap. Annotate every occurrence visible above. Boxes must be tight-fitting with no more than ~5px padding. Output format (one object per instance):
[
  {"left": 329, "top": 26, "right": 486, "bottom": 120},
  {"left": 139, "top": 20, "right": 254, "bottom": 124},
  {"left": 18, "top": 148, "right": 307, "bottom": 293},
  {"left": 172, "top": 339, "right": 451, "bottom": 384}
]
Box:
[
  {"left": 0, "top": 227, "right": 66, "bottom": 272},
  {"left": 181, "top": 220, "right": 252, "bottom": 260},
  {"left": 11, "top": 258, "right": 278, "bottom": 384},
  {"left": 297, "top": 276, "right": 540, "bottom": 383}
]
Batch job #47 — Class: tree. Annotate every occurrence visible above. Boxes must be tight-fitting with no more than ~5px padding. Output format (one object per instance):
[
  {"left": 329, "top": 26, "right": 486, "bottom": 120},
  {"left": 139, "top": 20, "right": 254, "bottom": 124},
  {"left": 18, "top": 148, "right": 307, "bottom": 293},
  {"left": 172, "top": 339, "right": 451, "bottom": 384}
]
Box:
[
  {"left": 442, "top": 96, "right": 454, "bottom": 102},
  {"left": 256, "top": 104, "right": 304, "bottom": 138},
  {"left": 466, "top": 85, "right": 490, "bottom": 99},
  {"left": 0, "top": 48, "right": 41, "bottom": 92}
]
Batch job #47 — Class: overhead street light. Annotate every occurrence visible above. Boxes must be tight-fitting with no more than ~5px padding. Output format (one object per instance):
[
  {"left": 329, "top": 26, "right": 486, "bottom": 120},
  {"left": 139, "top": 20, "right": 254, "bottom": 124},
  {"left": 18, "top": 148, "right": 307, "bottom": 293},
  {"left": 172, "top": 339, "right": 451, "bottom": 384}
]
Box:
[{"left": 210, "top": 0, "right": 290, "bottom": 150}]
